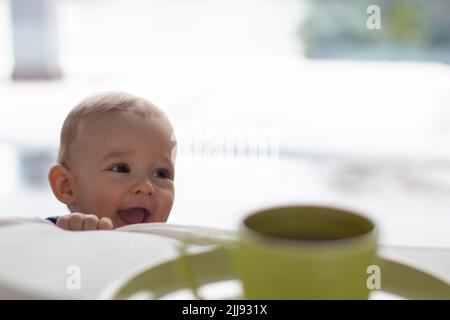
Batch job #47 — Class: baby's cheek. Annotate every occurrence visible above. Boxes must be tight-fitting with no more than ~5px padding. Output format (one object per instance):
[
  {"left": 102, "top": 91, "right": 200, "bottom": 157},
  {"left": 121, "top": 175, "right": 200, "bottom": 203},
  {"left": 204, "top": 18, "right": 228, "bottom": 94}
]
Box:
[
  {"left": 165, "top": 186, "right": 175, "bottom": 206},
  {"left": 90, "top": 197, "right": 117, "bottom": 220},
  {"left": 158, "top": 188, "right": 174, "bottom": 221}
]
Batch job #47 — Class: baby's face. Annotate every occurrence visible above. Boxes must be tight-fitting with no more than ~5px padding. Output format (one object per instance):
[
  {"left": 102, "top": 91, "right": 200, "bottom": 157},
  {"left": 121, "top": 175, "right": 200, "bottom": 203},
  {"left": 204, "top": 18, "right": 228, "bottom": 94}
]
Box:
[{"left": 68, "top": 111, "right": 176, "bottom": 228}]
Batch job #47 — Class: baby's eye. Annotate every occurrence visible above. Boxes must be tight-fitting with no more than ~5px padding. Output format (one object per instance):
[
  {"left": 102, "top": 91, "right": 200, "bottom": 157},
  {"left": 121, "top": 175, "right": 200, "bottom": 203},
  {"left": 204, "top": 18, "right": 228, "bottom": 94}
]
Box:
[
  {"left": 110, "top": 164, "right": 130, "bottom": 173},
  {"left": 153, "top": 168, "right": 170, "bottom": 179}
]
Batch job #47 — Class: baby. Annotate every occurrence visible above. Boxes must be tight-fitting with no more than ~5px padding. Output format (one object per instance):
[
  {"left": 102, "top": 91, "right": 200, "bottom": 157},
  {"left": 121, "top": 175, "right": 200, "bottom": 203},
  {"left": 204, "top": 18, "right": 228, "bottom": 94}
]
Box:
[{"left": 47, "top": 91, "right": 176, "bottom": 230}]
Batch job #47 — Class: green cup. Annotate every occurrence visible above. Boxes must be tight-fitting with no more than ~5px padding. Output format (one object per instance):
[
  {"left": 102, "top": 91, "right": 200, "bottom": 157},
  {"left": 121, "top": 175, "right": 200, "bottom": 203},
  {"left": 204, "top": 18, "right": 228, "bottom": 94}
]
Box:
[
  {"left": 104, "top": 205, "right": 450, "bottom": 300},
  {"left": 234, "top": 205, "right": 378, "bottom": 299}
]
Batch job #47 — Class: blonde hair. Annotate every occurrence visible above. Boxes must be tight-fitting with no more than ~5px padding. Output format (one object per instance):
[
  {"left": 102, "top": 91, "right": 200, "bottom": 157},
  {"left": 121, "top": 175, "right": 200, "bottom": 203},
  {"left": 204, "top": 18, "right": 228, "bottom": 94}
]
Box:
[{"left": 58, "top": 91, "right": 163, "bottom": 168}]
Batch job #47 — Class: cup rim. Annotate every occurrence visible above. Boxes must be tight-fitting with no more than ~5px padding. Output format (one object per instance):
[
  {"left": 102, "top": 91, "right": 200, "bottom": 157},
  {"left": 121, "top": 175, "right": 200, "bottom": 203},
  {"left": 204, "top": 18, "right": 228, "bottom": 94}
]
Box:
[{"left": 240, "top": 204, "right": 377, "bottom": 248}]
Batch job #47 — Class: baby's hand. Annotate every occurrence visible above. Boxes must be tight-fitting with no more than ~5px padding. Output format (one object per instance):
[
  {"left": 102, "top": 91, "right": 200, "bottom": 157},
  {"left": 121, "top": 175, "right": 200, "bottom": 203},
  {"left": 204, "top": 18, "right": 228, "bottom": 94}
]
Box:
[{"left": 56, "top": 213, "right": 114, "bottom": 231}]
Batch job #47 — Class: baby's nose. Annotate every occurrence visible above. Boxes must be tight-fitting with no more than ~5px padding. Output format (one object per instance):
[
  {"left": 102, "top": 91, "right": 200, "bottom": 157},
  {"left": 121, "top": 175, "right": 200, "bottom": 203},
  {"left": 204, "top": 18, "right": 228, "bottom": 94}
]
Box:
[{"left": 132, "top": 179, "right": 155, "bottom": 196}]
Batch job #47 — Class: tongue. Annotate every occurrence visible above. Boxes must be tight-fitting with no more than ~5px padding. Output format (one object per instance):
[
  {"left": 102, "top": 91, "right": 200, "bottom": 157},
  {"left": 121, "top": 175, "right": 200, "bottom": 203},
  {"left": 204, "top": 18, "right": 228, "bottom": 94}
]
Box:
[{"left": 118, "top": 208, "right": 147, "bottom": 224}]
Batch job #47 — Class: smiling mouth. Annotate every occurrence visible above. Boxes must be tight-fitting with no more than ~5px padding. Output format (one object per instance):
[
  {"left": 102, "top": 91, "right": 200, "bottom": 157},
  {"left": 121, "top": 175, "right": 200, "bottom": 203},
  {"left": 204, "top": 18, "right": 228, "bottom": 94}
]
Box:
[{"left": 118, "top": 208, "right": 150, "bottom": 225}]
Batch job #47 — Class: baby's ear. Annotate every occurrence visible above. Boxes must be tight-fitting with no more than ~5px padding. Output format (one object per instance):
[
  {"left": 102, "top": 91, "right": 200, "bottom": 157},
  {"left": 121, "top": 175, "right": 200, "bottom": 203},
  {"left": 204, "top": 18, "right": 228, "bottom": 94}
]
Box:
[{"left": 48, "top": 164, "right": 76, "bottom": 206}]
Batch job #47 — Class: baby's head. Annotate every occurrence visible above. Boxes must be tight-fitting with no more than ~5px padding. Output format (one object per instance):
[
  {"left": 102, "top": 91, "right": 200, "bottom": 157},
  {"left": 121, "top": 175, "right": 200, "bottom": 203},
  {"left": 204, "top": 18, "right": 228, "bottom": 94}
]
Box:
[{"left": 48, "top": 91, "right": 176, "bottom": 228}]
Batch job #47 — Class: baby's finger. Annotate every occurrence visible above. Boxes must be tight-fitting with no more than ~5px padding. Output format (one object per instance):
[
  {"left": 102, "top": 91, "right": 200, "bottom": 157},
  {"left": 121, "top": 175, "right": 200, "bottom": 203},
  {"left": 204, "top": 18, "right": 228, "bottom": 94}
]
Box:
[
  {"left": 56, "top": 215, "right": 70, "bottom": 230},
  {"left": 69, "top": 213, "right": 84, "bottom": 230},
  {"left": 83, "top": 214, "right": 99, "bottom": 231},
  {"left": 98, "top": 217, "right": 114, "bottom": 230}
]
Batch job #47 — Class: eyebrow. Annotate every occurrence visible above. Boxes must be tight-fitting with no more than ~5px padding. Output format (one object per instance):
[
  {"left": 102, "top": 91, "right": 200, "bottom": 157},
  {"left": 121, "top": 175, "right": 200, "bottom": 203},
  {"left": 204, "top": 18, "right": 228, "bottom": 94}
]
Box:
[
  {"left": 99, "top": 150, "right": 174, "bottom": 167},
  {"left": 99, "top": 150, "right": 134, "bottom": 164},
  {"left": 160, "top": 154, "right": 174, "bottom": 165}
]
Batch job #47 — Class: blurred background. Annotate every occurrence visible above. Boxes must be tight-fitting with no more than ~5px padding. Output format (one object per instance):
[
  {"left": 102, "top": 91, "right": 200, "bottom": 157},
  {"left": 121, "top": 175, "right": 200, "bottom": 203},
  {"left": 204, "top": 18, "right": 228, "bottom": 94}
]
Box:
[{"left": 1, "top": 0, "right": 450, "bottom": 248}]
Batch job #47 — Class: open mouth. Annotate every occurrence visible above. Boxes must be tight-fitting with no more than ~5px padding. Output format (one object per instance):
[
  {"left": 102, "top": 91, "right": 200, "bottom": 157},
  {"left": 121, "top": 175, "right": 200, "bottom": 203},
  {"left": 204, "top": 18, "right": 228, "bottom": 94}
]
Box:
[{"left": 118, "top": 207, "right": 150, "bottom": 225}]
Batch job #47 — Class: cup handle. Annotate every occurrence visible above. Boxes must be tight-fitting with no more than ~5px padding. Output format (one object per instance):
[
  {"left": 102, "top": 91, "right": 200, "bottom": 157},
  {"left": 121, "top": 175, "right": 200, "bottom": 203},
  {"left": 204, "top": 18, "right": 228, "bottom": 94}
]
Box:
[
  {"left": 103, "top": 244, "right": 237, "bottom": 300},
  {"left": 180, "top": 246, "right": 450, "bottom": 300},
  {"left": 177, "top": 244, "right": 238, "bottom": 296},
  {"left": 375, "top": 256, "right": 450, "bottom": 300}
]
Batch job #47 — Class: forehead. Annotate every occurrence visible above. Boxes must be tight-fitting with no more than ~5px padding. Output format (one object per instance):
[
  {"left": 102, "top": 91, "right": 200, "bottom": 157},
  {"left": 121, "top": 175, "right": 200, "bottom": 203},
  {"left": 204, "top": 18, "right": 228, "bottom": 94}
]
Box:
[{"left": 72, "top": 111, "right": 175, "bottom": 162}]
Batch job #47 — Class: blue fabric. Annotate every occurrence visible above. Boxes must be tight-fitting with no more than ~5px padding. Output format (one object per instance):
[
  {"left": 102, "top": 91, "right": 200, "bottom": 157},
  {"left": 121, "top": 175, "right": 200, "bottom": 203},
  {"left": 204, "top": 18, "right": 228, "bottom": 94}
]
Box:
[{"left": 46, "top": 216, "right": 58, "bottom": 224}]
